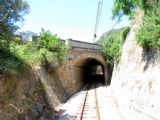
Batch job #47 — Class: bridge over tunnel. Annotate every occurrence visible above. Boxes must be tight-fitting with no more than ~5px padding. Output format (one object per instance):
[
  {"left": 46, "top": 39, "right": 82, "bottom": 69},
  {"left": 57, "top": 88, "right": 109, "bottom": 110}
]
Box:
[
  {"left": 56, "top": 40, "right": 109, "bottom": 96},
  {"left": 63, "top": 51, "right": 109, "bottom": 96}
]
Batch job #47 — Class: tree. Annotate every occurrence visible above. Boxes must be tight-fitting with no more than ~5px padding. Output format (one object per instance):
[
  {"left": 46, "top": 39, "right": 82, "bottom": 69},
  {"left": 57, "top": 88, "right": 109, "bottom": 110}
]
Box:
[
  {"left": 112, "top": 0, "right": 136, "bottom": 19},
  {"left": 112, "top": 0, "right": 160, "bottom": 51},
  {"left": 112, "top": 0, "right": 158, "bottom": 19},
  {"left": 0, "top": 0, "right": 29, "bottom": 41}
]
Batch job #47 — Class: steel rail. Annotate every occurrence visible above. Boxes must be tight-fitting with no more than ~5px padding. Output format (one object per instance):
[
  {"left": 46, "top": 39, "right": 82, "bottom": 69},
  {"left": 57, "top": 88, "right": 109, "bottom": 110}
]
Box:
[{"left": 79, "top": 82, "right": 100, "bottom": 120}]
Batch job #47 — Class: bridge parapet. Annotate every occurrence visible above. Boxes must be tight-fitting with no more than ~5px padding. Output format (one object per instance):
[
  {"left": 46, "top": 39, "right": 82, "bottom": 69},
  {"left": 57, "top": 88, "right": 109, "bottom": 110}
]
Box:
[
  {"left": 65, "top": 39, "right": 102, "bottom": 51},
  {"left": 32, "top": 36, "right": 101, "bottom": 51}
]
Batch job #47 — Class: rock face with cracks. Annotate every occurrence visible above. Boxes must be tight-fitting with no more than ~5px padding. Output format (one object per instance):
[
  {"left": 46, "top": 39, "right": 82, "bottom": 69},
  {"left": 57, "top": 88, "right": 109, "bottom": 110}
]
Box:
[
  {"left": 0, "top": 66, "right": 67, "bottom": 120},
  {"left": 111, "top": 10, "right": 160, "bottom": 120}
]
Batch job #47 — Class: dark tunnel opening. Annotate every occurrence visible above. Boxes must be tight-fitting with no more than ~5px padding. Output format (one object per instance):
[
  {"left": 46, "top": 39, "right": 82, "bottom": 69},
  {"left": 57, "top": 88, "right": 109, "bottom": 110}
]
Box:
[{"left": 83, "top": 59, "right": 105, "bottom": 84}]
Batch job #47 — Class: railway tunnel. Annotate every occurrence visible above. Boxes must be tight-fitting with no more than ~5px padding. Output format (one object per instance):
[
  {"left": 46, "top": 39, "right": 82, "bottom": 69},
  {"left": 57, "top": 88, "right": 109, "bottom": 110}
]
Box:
[
  {"left": 83, "top": 58, "right": 105, "bottom": 84},
  {"left": 69, "top": 56, "right": 109, "bottom": 95},
  {"left": 57, "top": 57, "right": 109, "bottom": 119},
  {"left": 63, "top": 42, "right": 109, "bottom": 96}
]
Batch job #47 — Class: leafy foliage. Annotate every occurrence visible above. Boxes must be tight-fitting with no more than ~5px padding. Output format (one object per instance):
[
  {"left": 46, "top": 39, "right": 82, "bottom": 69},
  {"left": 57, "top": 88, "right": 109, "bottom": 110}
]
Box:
[
  {"left": 121, "top": 27, "right": 130, "bottom": 42},
  {"left": 0, "top": 0, "right": 29, "bottom": 73},
  {"left": 0, "top": 1, "right": 68, "bottom": 73},
  {"left": 0, "top": 47, "right": 24, "bottom": 73},
  {"left": 136, "top": 1, "right": 160, "bottom": 51},
  {"left": 38, "top": 29, "right": 69, "bottom": 62},
  {"left": 0, "top": 29, "right": 69, "bottom": 73},
  {"left": 112, "top": 0, "right": 160, "bottom": 52},
  {"left": 112, "top": 0, "right": 136, "bottom": 19},
  {"left": 10, "top": 42, "right": 42, "bottom": 66},
  {"left": 102, "top": 37, "right": 122, "bottom": 64},
  {"left": 112, "top": 0, "right": 157, "bottom": 19},
  {"left": 0, "top": 0, "right": 29, "bottom": 40},
  {"left": 101, "top": 27, "right": 130, "bottom": 65}
]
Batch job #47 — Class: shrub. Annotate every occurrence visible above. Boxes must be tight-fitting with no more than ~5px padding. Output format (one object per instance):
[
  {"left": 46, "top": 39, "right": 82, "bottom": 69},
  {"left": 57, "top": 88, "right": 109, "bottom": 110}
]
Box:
[
  {"left": 121, "top": 27, "right": 130, "bottom": 42},
  {"left": 102, "top": 27, "right": 130, "bottom": 65},
  {"left": 0, "top": 47, "right": 24, "bottom": 73},
  {"left": 102, "top": 37, "right": 122, "bottom": 64},
  {"left": 0, "top": 29, "right": 69, "bottom": 73},
  {"left": 38, "top": 28, "right": 68, "bottom": 62},
  {"left": 10, "top": 42, "right": 45, "bottom": 66},
  {"left": 136, "top": 1, "right": 160, "bottom": 51}
]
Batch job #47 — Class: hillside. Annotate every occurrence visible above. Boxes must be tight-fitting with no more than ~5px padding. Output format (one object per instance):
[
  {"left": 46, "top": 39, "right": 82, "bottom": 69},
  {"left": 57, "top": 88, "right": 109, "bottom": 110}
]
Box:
[{"left": 97, "top": 27, "right": 127, "bottom": 44}]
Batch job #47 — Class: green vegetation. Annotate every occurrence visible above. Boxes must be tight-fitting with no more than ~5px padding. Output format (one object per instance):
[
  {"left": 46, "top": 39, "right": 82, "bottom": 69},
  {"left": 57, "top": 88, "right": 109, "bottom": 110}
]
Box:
[
  {"left": 38, "top": 29, "right": 68, "bottom": 62},
  {"left": 0, "top": 0, "right": 29, "bottom": 73},
  {"left": 0, "top": 46, "right": 24, "bottom": 73},
  {"left": 137, "top": 1, "right": 160, "bottom": 51},
  {"left": 0, "top": 0, "right": 29, "bottom": 40},
  {"left": 0, "top": 1, "right": 68, "bottom": 73},
  {"left": 112, "top": 0, "right": 160, "bottom": 52},
  {"left": 0, "top": 29, "right": 68, "bottom": 73},
  {"left": 100, "top": 27, "right": 130, "bottom": 65},
  {"left": 121, "top": 27, "right": 130, "bottom": 42},
  {"left": 112, "top": 0, "right": 156, "bottom": 19}
]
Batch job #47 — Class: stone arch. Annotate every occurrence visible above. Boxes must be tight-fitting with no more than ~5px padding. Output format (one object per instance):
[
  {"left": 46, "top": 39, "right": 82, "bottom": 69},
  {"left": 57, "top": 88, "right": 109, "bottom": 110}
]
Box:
[
  {"left": 73, "top": 56, "right": 108, "bottom": 84},
  {"left": 60, "top": 50, "right": 109, "bottom": 96}
]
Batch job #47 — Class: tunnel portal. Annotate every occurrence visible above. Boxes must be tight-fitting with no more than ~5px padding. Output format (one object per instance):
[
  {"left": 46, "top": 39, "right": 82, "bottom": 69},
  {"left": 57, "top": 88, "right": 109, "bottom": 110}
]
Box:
[
  {"left": 83, "top": 59, "right": 105, "bottom": 84},
  {"left": 62, "top": 49, "right": 108, "bottom": 96}
]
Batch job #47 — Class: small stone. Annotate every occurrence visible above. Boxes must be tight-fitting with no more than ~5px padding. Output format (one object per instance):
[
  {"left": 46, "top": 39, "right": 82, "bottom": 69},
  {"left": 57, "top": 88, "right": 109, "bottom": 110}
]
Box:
[
  {"left": 0, "top": 111, "right": 8, "bottom": 120},
  {"left": 39, "top": 115, "right": 46, "bottom": 120},
  {"left": 31, "top": 108, "right": 39, "bottom": 117},
  {"left": 25, "top": 115, "right": 29, "bottom": 120},
  {"left": 34, "top": 103, "right": 43, "bottom": 113},
  {"left": 22, "top": 95, "right": 26, "bottom": 100},
  {"left": 0, "top": 67, "right": 6, "bottom": 76},
  {"left": 0, "top": 77, "right": 5, "bottom": 86}
]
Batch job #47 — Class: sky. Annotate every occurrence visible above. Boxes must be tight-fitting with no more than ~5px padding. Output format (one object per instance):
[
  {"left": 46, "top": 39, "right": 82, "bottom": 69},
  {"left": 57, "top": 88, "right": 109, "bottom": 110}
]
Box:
[{"left": 20, "top": 0, "right": 130, "bottom": 43}]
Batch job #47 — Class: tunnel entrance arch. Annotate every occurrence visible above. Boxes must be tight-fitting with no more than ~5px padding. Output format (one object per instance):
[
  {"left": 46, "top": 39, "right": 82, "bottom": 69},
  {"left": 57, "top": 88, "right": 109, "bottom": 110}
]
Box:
[
  {"left": 83, "top": 58, "right": 105, "bottom": 84},
  {"left": 63, "top": 50, "right": 109, "bottom": 96},
  {"left": 72, "top": 56, "right": 108, "bottom": 85}
]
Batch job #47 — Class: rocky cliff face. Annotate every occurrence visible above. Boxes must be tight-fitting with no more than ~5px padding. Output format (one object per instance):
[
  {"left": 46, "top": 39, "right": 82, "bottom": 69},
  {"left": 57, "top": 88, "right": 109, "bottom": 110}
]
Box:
[
  {"left": 0, "top": 65, "right": 67, "bottom": 120},
  {"left": 111, "top": 11, "right": 160, "bottom": 119}
]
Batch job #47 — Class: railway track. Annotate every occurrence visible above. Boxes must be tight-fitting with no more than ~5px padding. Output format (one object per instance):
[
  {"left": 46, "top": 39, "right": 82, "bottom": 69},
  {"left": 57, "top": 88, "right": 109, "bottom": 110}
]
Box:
[
  {"left": 57, "top": 81, "right": 124, "bottom": 120},
  {"left": 57, "top": 82, "right": 108, "bottom": 120},
  {"left": 78, "top": 82, "right": 100, "bottom": 120}
]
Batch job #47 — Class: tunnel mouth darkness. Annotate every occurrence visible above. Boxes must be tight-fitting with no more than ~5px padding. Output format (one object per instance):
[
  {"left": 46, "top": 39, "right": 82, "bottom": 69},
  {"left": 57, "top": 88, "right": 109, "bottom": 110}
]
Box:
[{"left": 83, "top": 59, "right": 105, "bottom": 84}]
